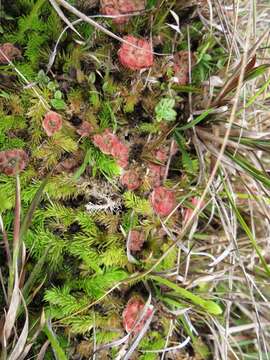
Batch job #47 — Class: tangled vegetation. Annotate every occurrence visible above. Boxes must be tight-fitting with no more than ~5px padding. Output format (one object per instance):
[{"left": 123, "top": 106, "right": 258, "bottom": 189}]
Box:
[{"left": 0, "top": 0, "right": 270, "bottom": 359}]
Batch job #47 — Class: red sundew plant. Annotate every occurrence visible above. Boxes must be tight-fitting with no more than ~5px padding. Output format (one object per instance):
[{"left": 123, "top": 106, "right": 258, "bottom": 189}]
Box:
[
  {"left": 150, "top": 186, "right": 176, "bottom": 217},
  {"left": 0, "top": 43, "right": 21, "bottom": 63},
  {"left": 92, "top": 129, "right": 119, "bottom": 155},
  {"left": 128, "top": 230, "right": 145, "bottom": 252},
  {"left": 155, "top": 148, "right": 168, "bottom": 162},
  {"left": 118, "top": 35, "right": 153, "bottom": 70},
  {"left": 42, "top": 111, "right": 63, "bottom": 137},
  {"left": 116, "top": 153, "right": 129, "bottom": 168},
  {"left": 92, "top": 129, "right": 129, "bottom": 168},
  {"left": 0, "top": 149, "right": 28, "bottom": 176},
  {"left": 122, "top": 296, "right": 153, "bottom": 334},
  {"left": 111, "top": 141, "right": 129, "bottom": 168},
  {"left": 76, "top": 121, "right": 94, "bottom": 137},
  {"left": 100, "top": 0, "right": 145, "bottom": 25},
  {"left": 121, "top": 170, "right": 141, "bottom": 190}
]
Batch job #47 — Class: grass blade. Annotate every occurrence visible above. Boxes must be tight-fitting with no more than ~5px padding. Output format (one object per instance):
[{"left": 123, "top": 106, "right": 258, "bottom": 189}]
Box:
[
  {"left": 177, "top": 108, "right": 213, "bottom": 131},
  {"left": 226, "top": 152, "right": 270, "bottom": 188},
  {"left": 3, "top": 265, "right": 20, "bottom": 343},
  {"left": 43, "top": 321, "right": 68, "bottom": 360},
  {"left": 8, "top": 291, "right": 29, "bottom": 360},
  {"left": 19, "top": 172, "right": 52, "bottom": 240},
  {"left": 150, "top": 275, "right": 222, "bottom": 315}
]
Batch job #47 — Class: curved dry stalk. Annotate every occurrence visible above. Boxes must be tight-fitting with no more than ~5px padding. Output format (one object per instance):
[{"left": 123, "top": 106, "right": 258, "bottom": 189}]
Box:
[
  {"left": 51, "top": 0, "right": 171, "bottom": 56},
  {"left": 48, "top": 0, "right": 82, "bottom": 38}
]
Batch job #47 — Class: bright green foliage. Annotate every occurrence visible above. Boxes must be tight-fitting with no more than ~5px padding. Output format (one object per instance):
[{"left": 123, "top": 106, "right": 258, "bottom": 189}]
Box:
[
  {"left": 4, "top": 0, "right": 62, "bottom": 76},
  {"left": 45, "top": 285, "right": 90, "bottom": 318},
  {"left": 75, "top": 143, "right": 120, "bottom": 179},
  {"left": 155, "top": 98, "right": 177, "bottom": 122},
  {"left": 139, "top": 331, "right": 167, "bottom": 360},
  {"left": 123, "top": 191, "right": 153, "bottom": 216},
  {"left": 50, "top": 90, "right": 66, "bottom": 110},
  {"left": 73, "top": 269, "right": 127, "bottom": 298},
  {"left": 139, "top": 122, "right": 160, "bottom": 134},
  {"left": 192, "top": 36, "right": 226, "bottom": 83},
  {"left": 0, "top": 114, "right": 27, "bottom": 151},
  {"left": 44, "top": 269, "right": 127, "bottom": 334}
]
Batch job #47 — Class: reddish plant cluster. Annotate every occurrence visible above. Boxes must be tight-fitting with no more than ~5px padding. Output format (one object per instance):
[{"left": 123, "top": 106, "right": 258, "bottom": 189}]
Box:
[
  {"left": 0, "top": 43, "right": 21, "bottom": 64},
  {"left": 172, "top": 51, "right": 195, "bottom": 85},
  {"left": 92, "top": 128, "right": 129, "bottom": 168},
  {"left": 120, "top": 169, "right": 141, "bottom": 190},
  {"left": 0, "top": 149, "right": 28, "bottom": 176},
  {"left": 128, "top": 230, "right": 145, "bottom": 252},
  {"left": 122, "top": 296, "right": 153, "bottom": 334},
  {"left": 118, "top": 35, "right": 153, "bottom": 70},
  {"left": 150, "top": 186, "right": 176, "bottom": 217},
  {"left": 100, "top": 0, "right": 145, "bottom": 25},
  {"left": 42, "top": 111, "right": 63, "bottom": 137},
  {"left": 76, "top": 121, "right": 94, "bottom": 137}
]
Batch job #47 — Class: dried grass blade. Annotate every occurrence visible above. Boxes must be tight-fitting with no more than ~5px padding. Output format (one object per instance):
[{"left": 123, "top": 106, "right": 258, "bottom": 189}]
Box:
[
  {"left": 48, "top": 0, "right": 82, "bottom": 38},
  {"left": 212, "top": 56, "right": 256, "bottom": 107},
  {"left": 8, "top": 292, "right": 29, "bottom": 360},
  {"left": 36, "top": 340, "right": 50, "bottom": 360},
  {"left": 122, "top": 309, "right": 155, "bottom": 360},
  {"left": 3, "top": 265, "right": 20, "bottom": 343},
  {"left": 141, "top": 336, "right": 190, "bottom": 354}
]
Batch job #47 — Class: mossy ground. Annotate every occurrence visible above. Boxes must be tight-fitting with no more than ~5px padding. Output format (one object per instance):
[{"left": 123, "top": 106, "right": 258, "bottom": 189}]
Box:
[{"left": 0, "top": 1, "right": 270, "bottom": 359}]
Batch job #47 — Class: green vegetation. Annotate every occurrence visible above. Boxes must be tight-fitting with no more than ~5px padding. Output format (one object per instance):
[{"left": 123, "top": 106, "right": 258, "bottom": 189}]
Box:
[{"left": 0, "top": 0, "right": 270, "bottom": 359}]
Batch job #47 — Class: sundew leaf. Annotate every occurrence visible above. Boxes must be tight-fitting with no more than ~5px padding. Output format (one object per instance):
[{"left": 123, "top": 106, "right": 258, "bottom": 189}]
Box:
[{"left": 150, "top": 275, "right": 222, "bottom": 315}]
